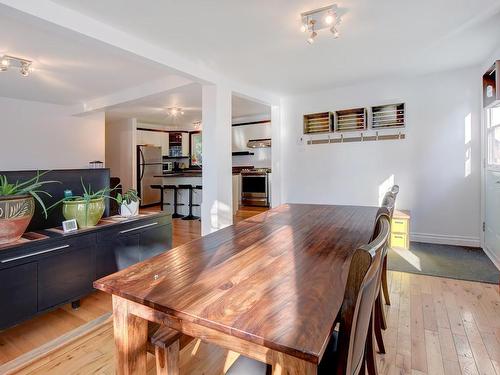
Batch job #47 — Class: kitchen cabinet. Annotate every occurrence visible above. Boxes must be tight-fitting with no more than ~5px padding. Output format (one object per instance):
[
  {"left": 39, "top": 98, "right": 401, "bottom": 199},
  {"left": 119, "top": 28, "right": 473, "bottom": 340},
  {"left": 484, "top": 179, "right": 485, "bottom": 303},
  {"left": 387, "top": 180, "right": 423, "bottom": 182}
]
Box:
[
  {"left": 483, "top": 61, "right": 500, "bottom": 108},
  {"left": 160, "top": 132, "right": 170, "bottom": 156},
  {"left": 182, "top": 133, "right": 190, "bottom": 156},
  {"left": 0, "top": 262, "right": 37, "bottom": 329},
  {"left": 169, "top": 132, "right": 190, "bottom": 156},
  {"left": 138, "top": 129, "right": 170, "bottom": 156}
]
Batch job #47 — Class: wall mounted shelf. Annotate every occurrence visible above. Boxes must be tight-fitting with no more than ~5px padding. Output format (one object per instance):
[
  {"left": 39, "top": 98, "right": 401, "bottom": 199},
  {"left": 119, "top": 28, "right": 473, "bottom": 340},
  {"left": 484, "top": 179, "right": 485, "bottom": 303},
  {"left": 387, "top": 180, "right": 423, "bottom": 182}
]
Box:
[
  {"left": 335, "top": 108, "right": 367, "bottom": 131},
  {"left": 371, "top": 103, "right": 405, "bottom": 129},
  {"left": 303, "top": 112, "right": 333, "bottom": 134}
]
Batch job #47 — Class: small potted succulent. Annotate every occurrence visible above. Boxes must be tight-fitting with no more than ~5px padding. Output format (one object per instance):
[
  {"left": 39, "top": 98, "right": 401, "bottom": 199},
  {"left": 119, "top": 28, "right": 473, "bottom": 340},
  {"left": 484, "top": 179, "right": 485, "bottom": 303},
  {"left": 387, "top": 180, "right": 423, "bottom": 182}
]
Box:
[
  {"left": 62, "top": 179, "right": 114, "bottom": 228},
  {"left": 116, "top": 189, "right": 140, "bottom": 218},
  {"left": 0, "top": 171, "right": 59, "bottom": 245}
]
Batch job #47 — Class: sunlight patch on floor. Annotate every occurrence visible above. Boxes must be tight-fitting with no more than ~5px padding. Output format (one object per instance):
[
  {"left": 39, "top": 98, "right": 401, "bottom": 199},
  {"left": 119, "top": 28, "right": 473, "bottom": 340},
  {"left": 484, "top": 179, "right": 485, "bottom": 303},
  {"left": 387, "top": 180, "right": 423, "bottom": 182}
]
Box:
[{"left": 391, "top": 247, "right": 422, "bottom": 271}]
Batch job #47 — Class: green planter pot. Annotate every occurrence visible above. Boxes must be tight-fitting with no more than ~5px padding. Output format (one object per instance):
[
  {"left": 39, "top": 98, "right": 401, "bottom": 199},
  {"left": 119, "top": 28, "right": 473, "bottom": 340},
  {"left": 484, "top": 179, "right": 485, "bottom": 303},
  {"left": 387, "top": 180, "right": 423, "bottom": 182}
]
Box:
[
  {"left": 0, "top": 195, "right": 35, "bottom": 245},
  {"left": 63, "top": 197, "right": 105, "bottom": 228}
]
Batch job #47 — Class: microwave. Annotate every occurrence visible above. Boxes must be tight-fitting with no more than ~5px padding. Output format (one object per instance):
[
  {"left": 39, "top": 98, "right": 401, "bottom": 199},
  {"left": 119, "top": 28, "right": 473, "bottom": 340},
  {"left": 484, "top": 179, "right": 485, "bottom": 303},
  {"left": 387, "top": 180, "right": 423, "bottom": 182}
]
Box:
[{"left": 163, "top": 162, "right": 173, "bottom": 172}]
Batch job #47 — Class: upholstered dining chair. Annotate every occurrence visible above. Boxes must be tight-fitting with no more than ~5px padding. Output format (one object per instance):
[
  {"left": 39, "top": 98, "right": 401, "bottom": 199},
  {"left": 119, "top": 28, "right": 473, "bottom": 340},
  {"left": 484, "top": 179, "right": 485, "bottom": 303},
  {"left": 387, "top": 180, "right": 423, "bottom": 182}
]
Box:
[{"left": 225, "top": 215, "right": 391, "bottom": 375}]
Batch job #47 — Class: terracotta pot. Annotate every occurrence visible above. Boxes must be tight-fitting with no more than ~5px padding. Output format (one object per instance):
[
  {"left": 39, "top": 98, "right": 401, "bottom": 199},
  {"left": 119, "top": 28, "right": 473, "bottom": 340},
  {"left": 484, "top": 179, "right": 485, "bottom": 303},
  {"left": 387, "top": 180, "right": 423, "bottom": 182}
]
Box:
[
  {"left": 63, "top": 197, "right": 105, "bottom": 228},
  {"left": 0, "top": 195, "right": 35, "bottom": 245}
]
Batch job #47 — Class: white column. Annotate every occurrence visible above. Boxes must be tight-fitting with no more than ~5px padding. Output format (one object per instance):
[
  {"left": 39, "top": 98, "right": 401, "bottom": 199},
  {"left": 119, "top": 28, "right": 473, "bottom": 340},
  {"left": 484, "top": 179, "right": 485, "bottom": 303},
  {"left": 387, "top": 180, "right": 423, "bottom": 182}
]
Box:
[
  {"left": 201, "top": 84, "right": 233, "bottom": 235},
  {"left": 271, "top": 104, "right": 282, "bottom": 207}
]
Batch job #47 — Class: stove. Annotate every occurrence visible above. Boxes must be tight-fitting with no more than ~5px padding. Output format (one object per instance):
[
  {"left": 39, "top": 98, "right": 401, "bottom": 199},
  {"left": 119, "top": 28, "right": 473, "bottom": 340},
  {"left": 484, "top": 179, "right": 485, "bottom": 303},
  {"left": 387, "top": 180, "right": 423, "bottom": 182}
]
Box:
[
  {"left": 240, "top": 168, "right": 271, "bottom": 207},
  {"left": 240, "top": 168, "right": 271, "bottom": 176}
]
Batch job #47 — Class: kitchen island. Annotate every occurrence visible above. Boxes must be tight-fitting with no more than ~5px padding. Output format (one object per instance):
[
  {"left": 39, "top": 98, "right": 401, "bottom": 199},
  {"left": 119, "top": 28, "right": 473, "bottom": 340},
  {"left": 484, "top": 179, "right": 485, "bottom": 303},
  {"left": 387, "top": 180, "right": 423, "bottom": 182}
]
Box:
[{"left": 155, "top": 169, "right": 244, "bottom": 216}]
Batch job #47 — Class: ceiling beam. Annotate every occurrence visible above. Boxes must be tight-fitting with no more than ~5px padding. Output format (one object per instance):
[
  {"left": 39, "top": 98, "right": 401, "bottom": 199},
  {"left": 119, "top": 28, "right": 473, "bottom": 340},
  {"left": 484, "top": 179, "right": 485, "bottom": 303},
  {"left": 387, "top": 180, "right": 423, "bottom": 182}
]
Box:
[{"left": 71, "top": 75, "right": 193, "bottom": 116}]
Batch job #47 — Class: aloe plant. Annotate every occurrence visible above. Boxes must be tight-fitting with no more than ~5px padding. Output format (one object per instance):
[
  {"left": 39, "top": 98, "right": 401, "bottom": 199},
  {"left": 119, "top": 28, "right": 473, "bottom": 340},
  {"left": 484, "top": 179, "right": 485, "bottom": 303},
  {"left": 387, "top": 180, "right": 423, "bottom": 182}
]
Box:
[
  {"left": 0, "top": 171, "right": 60, "bottom": 218},
  {"left": 63, "top": 178, "right": 116, "bottom": 203}
]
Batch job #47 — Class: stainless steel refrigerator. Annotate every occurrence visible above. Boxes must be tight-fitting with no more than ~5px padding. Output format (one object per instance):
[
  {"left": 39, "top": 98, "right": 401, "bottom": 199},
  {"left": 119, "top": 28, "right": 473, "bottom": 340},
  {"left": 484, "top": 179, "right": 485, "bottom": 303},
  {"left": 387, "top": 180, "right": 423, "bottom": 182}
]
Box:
[{"left": 137, "top": 145, "right": 162, "bottom": 207}]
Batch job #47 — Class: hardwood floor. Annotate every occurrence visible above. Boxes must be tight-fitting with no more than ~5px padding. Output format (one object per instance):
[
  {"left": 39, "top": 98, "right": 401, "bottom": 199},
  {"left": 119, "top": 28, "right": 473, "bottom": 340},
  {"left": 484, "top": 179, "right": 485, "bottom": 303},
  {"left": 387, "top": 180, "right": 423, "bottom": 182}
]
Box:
[
  {"left": 1, "top": 206, "right": 500, "bottom": 374},
  {"left": 0, "top": 206, "right": 267, "bottom": 365}
]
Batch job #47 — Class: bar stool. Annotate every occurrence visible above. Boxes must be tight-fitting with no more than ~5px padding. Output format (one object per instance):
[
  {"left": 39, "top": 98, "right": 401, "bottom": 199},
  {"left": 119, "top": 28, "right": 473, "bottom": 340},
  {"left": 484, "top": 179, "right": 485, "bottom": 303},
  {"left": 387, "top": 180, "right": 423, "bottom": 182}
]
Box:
[
  {"left": 150, "top": 185, "right": 168, "bottom": 211},
  {"left": 194, "top": 185, "right": 202, "bottom": 221},
  {"left": 178, "top": 184, "right": 200, "bottom": 221},
  {"left": 163, "top": 185, "right": 184, "bottom": 219}
]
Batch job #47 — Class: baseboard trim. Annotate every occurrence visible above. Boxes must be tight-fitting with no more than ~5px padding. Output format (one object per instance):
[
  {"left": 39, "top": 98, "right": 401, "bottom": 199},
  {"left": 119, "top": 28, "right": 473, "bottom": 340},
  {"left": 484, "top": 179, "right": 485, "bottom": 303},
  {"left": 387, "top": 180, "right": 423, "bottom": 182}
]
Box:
[
  {"left": 410, "top": 232, "right": 481, "bottom": 248},
  {"left": 482, "top": 244, "right": 500, "bottom": 270}
]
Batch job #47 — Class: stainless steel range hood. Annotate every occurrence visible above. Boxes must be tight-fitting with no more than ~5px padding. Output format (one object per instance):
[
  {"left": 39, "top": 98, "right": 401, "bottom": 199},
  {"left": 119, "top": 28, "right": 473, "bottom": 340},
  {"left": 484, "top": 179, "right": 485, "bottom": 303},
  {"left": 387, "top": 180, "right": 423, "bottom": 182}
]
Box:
[{"left": 247, "top": 138, "right": 271, "bottom": 148}]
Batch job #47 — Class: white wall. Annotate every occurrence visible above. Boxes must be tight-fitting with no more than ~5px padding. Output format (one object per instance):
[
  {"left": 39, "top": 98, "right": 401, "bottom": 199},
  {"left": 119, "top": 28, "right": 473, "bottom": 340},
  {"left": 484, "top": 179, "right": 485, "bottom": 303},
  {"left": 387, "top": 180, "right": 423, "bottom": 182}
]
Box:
[
  {"left": 232, "top": 118, "right": 272, "bottom": 168},
  {"left": 0, "top": 97, "right": 104, "bottom": 170},
  {"left": 105, "top": 117, "right": 136, "bottom": 191},
  {"left": 280, "top": 66, "right": 481, "bottom": 246}
]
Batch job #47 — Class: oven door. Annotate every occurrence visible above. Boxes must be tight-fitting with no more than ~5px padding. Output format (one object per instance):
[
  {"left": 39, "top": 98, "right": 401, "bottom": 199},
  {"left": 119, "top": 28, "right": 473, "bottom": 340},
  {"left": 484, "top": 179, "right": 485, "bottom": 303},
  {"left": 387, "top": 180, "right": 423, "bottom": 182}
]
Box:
[{"left": 241, "top": 175, "right": 268, "bottom": 206}]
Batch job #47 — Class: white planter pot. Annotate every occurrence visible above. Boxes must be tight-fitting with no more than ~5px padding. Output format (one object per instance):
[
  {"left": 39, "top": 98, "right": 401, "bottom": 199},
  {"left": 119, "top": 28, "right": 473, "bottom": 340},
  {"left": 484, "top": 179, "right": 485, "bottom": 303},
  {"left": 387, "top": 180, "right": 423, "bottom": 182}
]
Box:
[{"left": 120, "top": 201, "right": 139, "bottom": 217}]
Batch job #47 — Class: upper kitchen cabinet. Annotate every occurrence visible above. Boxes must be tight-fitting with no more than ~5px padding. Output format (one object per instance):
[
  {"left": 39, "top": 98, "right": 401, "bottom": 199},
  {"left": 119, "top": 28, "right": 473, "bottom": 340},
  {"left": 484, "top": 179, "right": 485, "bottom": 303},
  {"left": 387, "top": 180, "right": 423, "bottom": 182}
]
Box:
[
  {"left": 168, "top": 132, "right": 190, "bottom": 157},
  {"left": 483, "top": 61, "right": 500, "bottom": 108},
  {"left": 232, "top": 121, "right": 272, "bottom": 152},
  {"left": 137, "top": 128, "right": 170, "bottom": 156}
]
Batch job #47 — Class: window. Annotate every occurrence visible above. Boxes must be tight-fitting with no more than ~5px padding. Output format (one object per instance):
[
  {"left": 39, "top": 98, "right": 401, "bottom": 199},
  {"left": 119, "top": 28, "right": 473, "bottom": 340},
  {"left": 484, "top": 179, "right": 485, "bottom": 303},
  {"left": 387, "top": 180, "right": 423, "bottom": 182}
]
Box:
[{"left": 487, "top": 106, "right": 500, "bottom": 166}]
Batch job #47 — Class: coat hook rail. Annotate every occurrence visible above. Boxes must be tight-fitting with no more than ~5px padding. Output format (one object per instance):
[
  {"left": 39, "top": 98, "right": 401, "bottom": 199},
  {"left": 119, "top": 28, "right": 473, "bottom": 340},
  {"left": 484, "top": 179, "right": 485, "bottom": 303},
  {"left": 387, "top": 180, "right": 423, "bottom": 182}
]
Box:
[{"left": 307, "top": 132, "right": 405, "bottom": 145}]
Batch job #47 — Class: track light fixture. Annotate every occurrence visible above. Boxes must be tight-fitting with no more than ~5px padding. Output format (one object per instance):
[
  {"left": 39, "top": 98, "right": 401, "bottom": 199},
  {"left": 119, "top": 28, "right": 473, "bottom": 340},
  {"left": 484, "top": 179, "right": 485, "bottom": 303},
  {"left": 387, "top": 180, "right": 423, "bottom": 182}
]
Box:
[
  {"left": 0, "top": 55, "right": 33, "bottom": 76},
  {"left": 300, "top": 4, "right": 342, "bottom": 44},
  {"left": 167, "top": 107, "right": 185, "bottom": 117},
  {"left": 307, "top": 20, "right": 317, "bottom": 44}
]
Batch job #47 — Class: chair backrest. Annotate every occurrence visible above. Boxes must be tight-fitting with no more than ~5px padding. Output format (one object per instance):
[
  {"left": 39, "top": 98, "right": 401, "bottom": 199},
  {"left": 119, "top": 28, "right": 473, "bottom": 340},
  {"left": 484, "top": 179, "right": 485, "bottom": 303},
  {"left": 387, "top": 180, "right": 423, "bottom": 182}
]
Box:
[
  {"left": 381, "top": 184, "right": 399, "bottom": 220},
  {"left": 336, "top": 215, "right": 390, "bottom": 375},
  {"left": 391, "top": 185, "right": 399, "bottom": 197}
]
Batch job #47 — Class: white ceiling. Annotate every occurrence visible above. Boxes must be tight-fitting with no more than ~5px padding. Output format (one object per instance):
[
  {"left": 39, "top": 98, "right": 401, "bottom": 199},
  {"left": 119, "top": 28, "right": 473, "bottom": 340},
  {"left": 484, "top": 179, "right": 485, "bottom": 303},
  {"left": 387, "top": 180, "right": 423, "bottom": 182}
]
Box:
[
  {"left": 0, "top": 5, "right": 179, "bottom": 105},
  {"left": 51, "top": 0, "right": 500, "bottom": 95},
  {"left": 106, "top": 83, "right": 270, "bottom": 126}
]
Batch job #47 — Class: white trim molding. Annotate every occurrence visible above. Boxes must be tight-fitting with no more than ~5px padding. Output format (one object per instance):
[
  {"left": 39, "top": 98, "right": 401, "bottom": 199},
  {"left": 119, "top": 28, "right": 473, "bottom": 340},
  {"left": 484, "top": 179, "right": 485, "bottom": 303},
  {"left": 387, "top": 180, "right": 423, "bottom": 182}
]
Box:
[{"left": 410, "top": 232, "right": 481, "bottom": 248}]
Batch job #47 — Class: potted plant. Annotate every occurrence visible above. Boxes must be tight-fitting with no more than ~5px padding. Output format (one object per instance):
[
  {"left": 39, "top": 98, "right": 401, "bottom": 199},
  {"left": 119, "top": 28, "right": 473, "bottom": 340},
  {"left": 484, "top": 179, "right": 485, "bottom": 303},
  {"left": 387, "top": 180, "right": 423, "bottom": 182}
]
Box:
[
  {"left": 116, "top": 189, "right": 140, "bottom": 218},
  {"left": 62, "top": 179, "right": 114, "bottom": 228},
  {"left": 0, "top": 171, "right": 59, "bottom": 245}
]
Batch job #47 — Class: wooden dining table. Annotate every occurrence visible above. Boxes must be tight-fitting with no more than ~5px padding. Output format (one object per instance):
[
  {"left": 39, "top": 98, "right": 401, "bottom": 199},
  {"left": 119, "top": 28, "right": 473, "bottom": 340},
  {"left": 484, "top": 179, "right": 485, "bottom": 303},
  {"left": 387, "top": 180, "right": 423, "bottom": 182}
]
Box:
[{"left": 94, "top": 203, "right": 378, "bottom": 375}]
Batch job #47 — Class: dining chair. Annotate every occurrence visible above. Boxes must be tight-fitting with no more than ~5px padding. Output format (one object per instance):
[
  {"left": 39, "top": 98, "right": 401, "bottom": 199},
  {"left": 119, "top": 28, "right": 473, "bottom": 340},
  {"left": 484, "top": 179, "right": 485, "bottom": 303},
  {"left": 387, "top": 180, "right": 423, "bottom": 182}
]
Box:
[
  {"left": 382, "top": 185, "right": 399, "bottom": 303},
  {"left": 372, "top": 186, "right": 399, "bottom": 354},
  {"left": 371, "top": 206, "right": 392, "bottom": 354},
  {"left": 226, "top": 215, "right": 391, "bottom": 375}
]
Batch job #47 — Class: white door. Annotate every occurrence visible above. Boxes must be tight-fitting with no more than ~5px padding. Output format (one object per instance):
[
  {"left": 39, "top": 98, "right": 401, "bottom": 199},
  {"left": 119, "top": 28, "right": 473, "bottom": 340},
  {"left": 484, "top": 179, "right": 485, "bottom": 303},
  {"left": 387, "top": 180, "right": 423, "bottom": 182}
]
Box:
[{"left": 484, "top": 106, "right": 500, "bottom": 266}]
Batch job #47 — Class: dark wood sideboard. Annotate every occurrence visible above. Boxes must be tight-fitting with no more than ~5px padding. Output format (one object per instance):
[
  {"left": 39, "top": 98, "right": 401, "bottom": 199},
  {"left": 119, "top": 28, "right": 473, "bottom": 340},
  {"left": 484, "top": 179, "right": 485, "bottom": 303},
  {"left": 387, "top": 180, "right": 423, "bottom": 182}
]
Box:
[{"left": 0, "top": 212, "right": 172, "bottom": 330}]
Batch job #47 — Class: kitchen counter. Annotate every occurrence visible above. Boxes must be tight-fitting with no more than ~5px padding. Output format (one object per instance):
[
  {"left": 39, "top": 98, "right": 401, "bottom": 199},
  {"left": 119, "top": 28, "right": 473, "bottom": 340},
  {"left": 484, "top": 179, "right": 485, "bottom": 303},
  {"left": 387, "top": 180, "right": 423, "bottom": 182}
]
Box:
[
  {"left": 156, "top": 172, "right": 202, "bottom": 177},
  {"left": 156, "top": 169, "right": 244, "bottom": 178}
]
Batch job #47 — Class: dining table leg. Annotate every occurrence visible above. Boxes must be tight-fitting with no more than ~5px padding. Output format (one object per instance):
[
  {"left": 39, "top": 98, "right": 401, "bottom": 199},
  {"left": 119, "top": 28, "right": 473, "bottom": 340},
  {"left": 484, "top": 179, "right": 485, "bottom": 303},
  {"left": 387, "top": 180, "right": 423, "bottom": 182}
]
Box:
[
  {"left": 112, "top": 295, "right": 149, "bottom": 375},
  {"left": 271, "top": 353, "right": 317, "bottom": 375}
]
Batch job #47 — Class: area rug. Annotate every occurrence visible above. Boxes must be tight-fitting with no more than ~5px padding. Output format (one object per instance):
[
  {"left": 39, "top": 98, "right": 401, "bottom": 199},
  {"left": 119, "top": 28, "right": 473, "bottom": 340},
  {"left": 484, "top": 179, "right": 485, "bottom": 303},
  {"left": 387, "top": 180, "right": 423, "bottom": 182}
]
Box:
[{"left": 387, "top": 242, "right": 500, "bottom": 284}]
